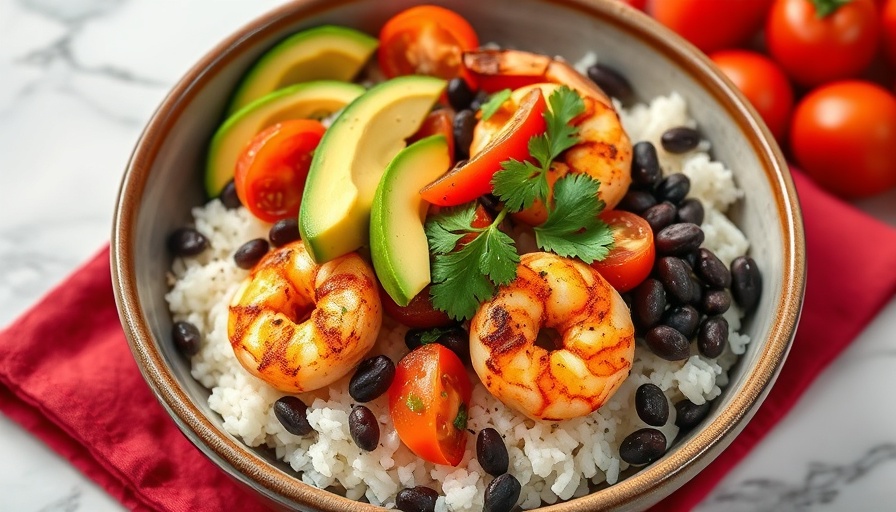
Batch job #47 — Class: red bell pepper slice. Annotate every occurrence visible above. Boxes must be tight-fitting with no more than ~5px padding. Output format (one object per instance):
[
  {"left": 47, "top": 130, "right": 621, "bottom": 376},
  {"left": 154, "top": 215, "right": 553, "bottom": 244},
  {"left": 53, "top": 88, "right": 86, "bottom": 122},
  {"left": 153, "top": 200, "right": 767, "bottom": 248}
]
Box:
[{"left": 419, "top": 88, "right": 547, "bottom": 207}]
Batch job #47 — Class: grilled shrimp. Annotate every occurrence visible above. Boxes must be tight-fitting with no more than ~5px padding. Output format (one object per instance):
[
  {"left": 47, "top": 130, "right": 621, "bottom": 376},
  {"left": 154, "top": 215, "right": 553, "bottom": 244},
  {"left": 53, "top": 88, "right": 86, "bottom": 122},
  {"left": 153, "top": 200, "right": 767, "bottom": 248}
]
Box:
[
  {"left": 471, "top": 81, "right": 632, "bottom": 224},
  {"left": 227, "top": 240, "right": 381, "bottom": 393},
  {"left": 469, "top": 252, "right": 635, "bottom": 421}
]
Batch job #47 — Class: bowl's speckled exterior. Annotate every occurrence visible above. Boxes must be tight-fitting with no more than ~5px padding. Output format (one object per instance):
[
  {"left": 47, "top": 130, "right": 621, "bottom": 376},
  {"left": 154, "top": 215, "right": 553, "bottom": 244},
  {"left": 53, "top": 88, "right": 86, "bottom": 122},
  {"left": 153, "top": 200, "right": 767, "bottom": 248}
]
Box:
[{"left": 112, "top": 0, "right": 805, "bottom": 510}]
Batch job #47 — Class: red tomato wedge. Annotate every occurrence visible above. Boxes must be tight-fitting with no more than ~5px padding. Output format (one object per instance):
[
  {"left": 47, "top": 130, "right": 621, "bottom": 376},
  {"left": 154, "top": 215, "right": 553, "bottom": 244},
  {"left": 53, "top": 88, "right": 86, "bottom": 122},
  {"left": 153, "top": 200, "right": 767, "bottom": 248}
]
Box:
[
  {"left": 419, "top": 88, "right": 547, "bottom": 206},
  {"left": 389, "top": 344, "right": 473, "bottom": 466},
  {"left": 234, "top": 119, "right": 325, "bottom": 223},
  {"left": 380, "top": 284, "right": 453, "bottom": 329},
  {"left": 591, "top": 210, "right": 655, "bottom": 292},
  {"left": 378, "top": 5, "right": 479, "bottom": 86},
  {"left": 408, "top": 109, "right": 456, "bottom": 163}
]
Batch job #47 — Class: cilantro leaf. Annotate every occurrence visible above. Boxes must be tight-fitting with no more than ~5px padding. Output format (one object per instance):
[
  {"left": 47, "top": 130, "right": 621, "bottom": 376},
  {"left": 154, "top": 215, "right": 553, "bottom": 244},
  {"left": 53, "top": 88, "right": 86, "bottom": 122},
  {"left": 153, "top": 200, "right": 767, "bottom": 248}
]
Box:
[
  {"left": 545, "top": 86, "right": 586, "bottom": 158},
  {"left": 534, "top": 173, "right": 614, "bottom": 263},
  {"left": 491, "top": 159, "right": 548, "bottom": 212},
  {"left": 424, "top": 203, "right": 478, "bottom": 253},
  {"left": 479, "top": 89, "right": 512, "bottom": 121},
  {"left": 426, "top": 207, "right": 519, "bottom": 320}
]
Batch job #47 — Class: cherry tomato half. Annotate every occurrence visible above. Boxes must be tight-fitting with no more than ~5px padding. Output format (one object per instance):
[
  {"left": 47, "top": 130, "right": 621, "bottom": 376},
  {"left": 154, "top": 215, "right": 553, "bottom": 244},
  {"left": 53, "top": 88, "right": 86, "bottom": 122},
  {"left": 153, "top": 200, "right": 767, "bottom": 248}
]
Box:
[
  {"left": 388, "top": 344, "right": 473, "bottom": 466},
  {"left": 710, "top": 50, "right": 794, "bottom": 143},
  {"left": 408, "top": 109, "right": 455, "bottom": 163},
  {"left": 647, "top": 0, "right": 773, "bottom": 54},
  {"left": 234, "top": 119, "right": 325, "bottom": 223},
  {"left": 420, "top": 89, "right": 548, "bottom": 206},
  {"left": 765, "top": 0, "right": 880, "bottom": 87},
  {"left": 591, "top": 210, "right": 655, "bottom": 292},
  {"left": 883, "top": 0, "right": 896, "bottom": 67},
  {"left": 378, "top": 5, "right": 479, "bottom": 86},
  {"left": 380, "top": 284, "right": 452, "bottom": 329},
  {"left": 790, "top": 80, "right": 896, "bottom": 199}
]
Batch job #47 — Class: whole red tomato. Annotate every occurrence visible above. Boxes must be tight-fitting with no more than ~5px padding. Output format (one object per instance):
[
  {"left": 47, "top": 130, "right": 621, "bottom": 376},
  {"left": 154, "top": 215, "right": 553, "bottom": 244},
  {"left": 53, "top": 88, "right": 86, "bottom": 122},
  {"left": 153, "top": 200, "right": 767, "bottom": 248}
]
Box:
[
  {"left": 647, "top": 0, "right": 773, "bottom": 53},
  {"left": 710, "top": 50, "right": 794, "bottom": 142},
  {"left": 790, "top": 81, "right": 896, "bottom": 198},
  {"left": 883, "top": 0, "right": 896, "bottom": 66},
  {"left": 766, "top": 0, "right": 880, "bottom": 87}
]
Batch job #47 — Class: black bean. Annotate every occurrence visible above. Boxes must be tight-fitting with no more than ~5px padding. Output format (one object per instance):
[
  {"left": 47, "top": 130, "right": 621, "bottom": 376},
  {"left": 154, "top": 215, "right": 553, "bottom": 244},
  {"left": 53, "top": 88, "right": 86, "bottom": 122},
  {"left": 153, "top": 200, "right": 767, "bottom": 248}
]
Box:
[
  {"left": 478, "top": 193, "right": 501, "bottom": 218},
  {"left": 396, "top": 486, "right": 439, "bottom": 512},
  {"left": 454, "top": 109, "right": 476, "bottom": 159},
  {"left": 661, "top": 304, "right": 700, "bottom": 339},
  {"left": 681, "top": 250, "right": 698, "bottom": 269},
  {"left": 234, "top": 238, "right": 270, "bottom": 269},
  {"left": 469, "top": 90, "right": 490, "bottom": 111},
  {"left": 274, "top": 396, "right": 313, "bottom": 436},
  {"left": 645, "top": 325, "right": 691, "bottom": 361},
  {"left": 655, "top": 173, "right": 691, "bottom": 204},
  {"left": 661, "top": 126, "right": 701, "bottom": 154},
  {"left": 698, "top": 316, "right": 729, "bottom": 358},
  {"left": 675, "top": 399, "right": 711, "bottom": 432},
  {"left": 730, "top": 256, "right": 762, "bottom": 313},
  {"left": 405, "top": 325, "right": 469, "bottom": 362},
  {"left": 483, "top": 473, "right": 521, "bottom": 512},
  {"left": 586, "top": 63, "right": 635, "bottom": 104},
  {"left": 437, "top": 327, "right": 471, "bottom": 363},
  {"left": 695, "top": 249, "right": 731, "bottom": 289},
  {"left": 642, "top": 202, "right": 677, "bottom": 234},
  {"left": 167, "top": 227, "right": 209, "bottom": 257},
  {"left": 633, "top": 278, "right": 666, "bottom": 329},
  {"left": 477, "top": 428, "right": 509, "bottom": 477},
  {"left": 655, "top": 223, "right": 704, "bottom": 256},
  {"left": 219, "top": 180, "right": 242, "bottom": 209},
  {"left": 171, "top": 321, "right": 201, "bottom": 356},
  {"left": 635, "top": 383, "right": 669, "bottom": 427},
  {"left": 619, "top": 428, "right": 667, "bottom": 465},
  {"left": 617, "top": 189, "right": 658, "bottom": 215},
  {"left": 676, "top": 198, "right": 704, "bottom": 225},
  {"left": 656, "top": 257, "right": 695, "bottom": 304},
  {"left": 631, "top": 141, "right": 662, "bottom": 189},
  {"left": 620, "top": 291, "right": 634, "bottom": 312},
  {"left": 701, "top": 288, "right": 731, "bottom": 315},
  {"left": 689, "top": 273, "right": 705, "bottom": 307},
  {"left": 348, "top": 405, "right": 379, "bottom": 451},
  {"left": 269, "top": 218, "right": 300, "bottom": 247},
  {"left": 349, "top": 355, "right": 396, "bottom": 403},
  {"left": 446, "top": 77, "right": 475, "bottom": 111}
]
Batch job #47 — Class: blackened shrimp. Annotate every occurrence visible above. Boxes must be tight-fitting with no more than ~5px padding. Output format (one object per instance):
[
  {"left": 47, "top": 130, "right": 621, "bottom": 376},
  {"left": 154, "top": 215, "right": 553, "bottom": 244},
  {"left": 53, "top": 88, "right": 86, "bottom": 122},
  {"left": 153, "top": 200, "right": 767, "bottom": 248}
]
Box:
[{"left": 469, "top": 252, "right": 635, "bottom": 421}]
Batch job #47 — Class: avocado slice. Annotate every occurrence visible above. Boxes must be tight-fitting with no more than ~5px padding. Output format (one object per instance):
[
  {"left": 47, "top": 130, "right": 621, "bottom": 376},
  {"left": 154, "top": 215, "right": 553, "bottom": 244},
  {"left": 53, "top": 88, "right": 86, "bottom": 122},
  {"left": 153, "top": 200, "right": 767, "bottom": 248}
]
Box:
[
  {"left": 227, "top": 25, "right": 377, "bottom": 114},
  {"left": 370, "top": 135, "right": 451, "bottom": 306},
  {"left": 299, "top": 76, "right": 447, "bottom": 263},
  {"left": 205, "top": 80, "right": 365, "bottom": 198}
]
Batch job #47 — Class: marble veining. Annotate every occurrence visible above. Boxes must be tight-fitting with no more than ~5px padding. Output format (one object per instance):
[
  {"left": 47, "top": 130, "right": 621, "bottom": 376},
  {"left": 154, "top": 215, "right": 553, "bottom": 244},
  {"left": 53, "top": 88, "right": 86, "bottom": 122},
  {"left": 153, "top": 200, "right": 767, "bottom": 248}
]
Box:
[
  {"left": 699, "top": 444, "right": 896, "bottom": 511},
  {"left": 2, "top": 0, "right": 896, "bottom": 510}
]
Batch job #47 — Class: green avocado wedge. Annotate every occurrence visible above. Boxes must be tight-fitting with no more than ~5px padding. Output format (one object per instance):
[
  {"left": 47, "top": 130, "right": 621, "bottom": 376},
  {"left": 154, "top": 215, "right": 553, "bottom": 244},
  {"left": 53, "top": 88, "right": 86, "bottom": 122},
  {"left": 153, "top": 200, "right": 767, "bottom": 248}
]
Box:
[
  {"left": 227, "top": 25, "right": 377, "bottom": 114},
  {"left": 204, "top": 80, "right": 365, "bottom": 198},
  {"left": 298, "top": 76, "right": 447, "bottom": 263},
  {"left": 370, "top": 135, "right": 451, "bottom": 306}
]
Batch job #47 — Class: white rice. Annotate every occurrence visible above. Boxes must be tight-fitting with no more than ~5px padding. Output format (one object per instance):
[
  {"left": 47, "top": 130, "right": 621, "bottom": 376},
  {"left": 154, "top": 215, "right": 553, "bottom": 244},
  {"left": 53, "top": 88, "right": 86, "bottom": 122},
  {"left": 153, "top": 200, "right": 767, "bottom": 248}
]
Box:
[{"left": 165, "top": 93, "right": 750, "bottom": 510}]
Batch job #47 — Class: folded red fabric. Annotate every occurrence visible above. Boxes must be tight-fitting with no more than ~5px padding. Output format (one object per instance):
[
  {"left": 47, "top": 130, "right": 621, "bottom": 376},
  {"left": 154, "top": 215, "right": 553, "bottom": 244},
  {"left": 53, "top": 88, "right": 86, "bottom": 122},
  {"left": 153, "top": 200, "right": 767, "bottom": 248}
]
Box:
[{"left": 1, "top": 169, "right": 895, "bottom": 512}]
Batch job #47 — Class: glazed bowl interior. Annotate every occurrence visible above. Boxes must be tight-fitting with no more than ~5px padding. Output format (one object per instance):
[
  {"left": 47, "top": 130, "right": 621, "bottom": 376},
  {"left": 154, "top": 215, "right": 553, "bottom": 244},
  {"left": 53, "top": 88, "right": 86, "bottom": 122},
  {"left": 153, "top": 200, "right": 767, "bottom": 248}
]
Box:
[{"left": 112, "top": 0, "right": 804, "bottom": 510}]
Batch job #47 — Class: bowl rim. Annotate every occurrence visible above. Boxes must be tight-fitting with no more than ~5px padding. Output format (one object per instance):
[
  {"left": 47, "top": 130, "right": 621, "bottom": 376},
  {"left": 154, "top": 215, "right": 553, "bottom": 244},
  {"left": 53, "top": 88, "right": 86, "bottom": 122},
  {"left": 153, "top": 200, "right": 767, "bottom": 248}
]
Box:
[{"left": 111, "top": 0, "right": 806, "bottom": 510}]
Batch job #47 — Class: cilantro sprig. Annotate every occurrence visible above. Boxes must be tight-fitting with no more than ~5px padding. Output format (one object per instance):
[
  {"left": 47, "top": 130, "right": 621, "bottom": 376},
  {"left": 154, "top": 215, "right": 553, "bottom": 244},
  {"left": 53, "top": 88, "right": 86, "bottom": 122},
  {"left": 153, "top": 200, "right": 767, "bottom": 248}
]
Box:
[
  {"left": 425, "top": 204, "right": 519, "bottom": 321},
  {"left": 491, "top": 86, "right": 614, "bottom": 263},
  {"left": 479, "top": 89, "right": 512, "bottom": 121}
]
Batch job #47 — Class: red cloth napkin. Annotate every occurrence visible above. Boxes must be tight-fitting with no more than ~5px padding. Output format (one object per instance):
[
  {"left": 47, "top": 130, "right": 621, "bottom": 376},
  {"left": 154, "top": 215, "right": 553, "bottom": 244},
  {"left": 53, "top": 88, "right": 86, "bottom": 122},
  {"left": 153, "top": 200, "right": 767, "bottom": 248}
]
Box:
[{"left": 2, "top": 169, "right": 896, "bottom": 512}]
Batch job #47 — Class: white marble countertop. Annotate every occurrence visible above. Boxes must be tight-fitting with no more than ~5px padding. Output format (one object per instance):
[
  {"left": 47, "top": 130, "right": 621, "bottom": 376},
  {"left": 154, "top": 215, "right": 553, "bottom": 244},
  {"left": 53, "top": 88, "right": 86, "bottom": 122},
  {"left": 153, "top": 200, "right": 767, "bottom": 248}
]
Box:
[{"left": 2, "top": 0, "right": 896, "bottom": 510}]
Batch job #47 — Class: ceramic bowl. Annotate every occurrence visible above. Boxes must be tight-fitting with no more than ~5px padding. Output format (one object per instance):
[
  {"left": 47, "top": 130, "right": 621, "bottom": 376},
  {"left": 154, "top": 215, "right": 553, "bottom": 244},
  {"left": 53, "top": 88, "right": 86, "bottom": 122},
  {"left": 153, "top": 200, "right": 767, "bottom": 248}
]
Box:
[{"left": 112, "top": 0, "right": 805, "bottom": 510}]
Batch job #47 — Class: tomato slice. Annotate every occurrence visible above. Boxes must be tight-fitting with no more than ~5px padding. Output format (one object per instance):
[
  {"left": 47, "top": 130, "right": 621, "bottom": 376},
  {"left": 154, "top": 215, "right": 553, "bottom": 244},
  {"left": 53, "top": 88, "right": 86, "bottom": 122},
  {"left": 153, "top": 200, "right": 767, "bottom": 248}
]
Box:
[
  {"left": 380, "top": 284, "right": 453, "bottom": 329},
  {"left": 378, "top": 5, "right": 479, "bottom": 86},
  {"left": 408, "top": 109, "right": 455, "bottom": 164},
  {"left": 234, "top": 119, "right": 325, "bottom": 223},
  {"left": 591, "top": 210, "right": 655, "bottom": 292},
  {"left": 388, "top": 344, "right": 473, "bottom": 466},
  {"left": 419, "top": 88, "right": 547, "bottom": 206}
]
